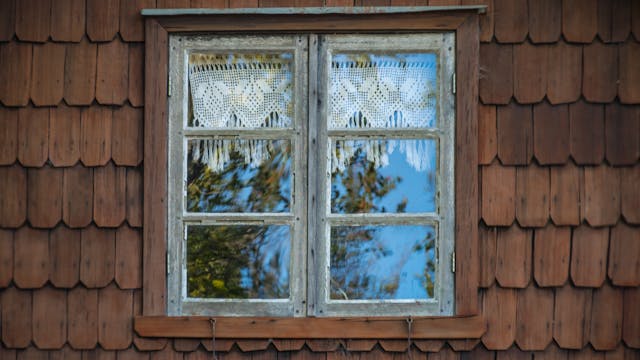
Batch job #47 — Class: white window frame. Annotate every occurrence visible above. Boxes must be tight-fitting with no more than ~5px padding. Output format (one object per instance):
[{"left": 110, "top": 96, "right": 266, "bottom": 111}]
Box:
[{"left": 167, "top": 32, "right": 455, "bottom": 317}]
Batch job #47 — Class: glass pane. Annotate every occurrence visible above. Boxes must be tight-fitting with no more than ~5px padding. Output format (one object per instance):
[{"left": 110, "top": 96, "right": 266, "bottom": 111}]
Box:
[
  {"left": 188, "top": 53, "right": 294, "bottom": 128},
  {"left": 331, "top": 139, "right": 437, "bottom": 213},
  {"left": 330, "top": 225, "right": 437, "bottom": 300},
  {"left": 329, "top": 53, "right": 437, "bottom": 129},
  {"left": 187, "top": 139, "right": 291, "bottom": 213},
  {"left": 186, "top": 225, "right": 291, "bottom": 299}
]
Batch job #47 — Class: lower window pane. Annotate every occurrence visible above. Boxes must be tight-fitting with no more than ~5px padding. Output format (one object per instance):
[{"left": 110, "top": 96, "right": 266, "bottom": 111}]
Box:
[
  {"left": 186, "top": 225, "right": 291, "bottom": 299},
  {"left": 330, "top": 225, "right": 436, "bottom": 300}
]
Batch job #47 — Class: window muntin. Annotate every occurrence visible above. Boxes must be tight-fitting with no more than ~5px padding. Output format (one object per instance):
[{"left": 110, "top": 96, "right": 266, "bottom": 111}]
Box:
[{"left": 168, "top": 33, "right": 454, "bottom": 317}]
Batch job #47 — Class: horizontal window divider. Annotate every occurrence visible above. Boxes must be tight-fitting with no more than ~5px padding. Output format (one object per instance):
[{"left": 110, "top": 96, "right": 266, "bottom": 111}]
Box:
[
  {"left": 326, "top": 213, "right": 440, "bottom": 225},
  {"left": 134, "top": 314, "right": 485, "bottom": 339},
  {"left": 183, "top": 128, "right": 296, "bottom": 138},
  {"left": 328, "top": 128, "right": 442, "bottom": 138},
  {"left": 183, "top": 213, "right": 295, "bottom": 224}
]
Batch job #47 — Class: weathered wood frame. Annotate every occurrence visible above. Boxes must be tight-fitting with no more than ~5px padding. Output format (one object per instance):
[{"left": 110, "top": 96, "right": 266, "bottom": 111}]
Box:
[{"left": 141, "top": 7, "right": 480, "bottom": 338}]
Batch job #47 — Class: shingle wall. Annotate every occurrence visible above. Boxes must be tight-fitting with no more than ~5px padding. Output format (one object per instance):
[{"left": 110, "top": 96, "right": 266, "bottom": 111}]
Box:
[{"left": 0, "top": 0, "right": 639, "bottom": 359}]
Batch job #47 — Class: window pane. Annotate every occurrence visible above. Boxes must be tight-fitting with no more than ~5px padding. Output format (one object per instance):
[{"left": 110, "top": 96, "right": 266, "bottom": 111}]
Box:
[
  {"left": 187, "top": 139, "right": 292, "bottom": 213},
  {"left": 330, "top": 225, "right": 437, "bottom": 300},
  {"left": 331, "top": 139, "right": 437, "bottom": 214},
  {"left": 188, "top": 53, "right": 294, "bottom": 128},
  {"left": 186, "top": 224, "right": 291, "bottom": 299},
  {"left": 329, "top": 53, "right": 437, "bottom": 129}
]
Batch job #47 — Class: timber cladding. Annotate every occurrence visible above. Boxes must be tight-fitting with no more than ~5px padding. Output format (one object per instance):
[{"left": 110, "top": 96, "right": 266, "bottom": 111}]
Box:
[{"left": 0, "top": 0, "right": 639, "bottom": 359}]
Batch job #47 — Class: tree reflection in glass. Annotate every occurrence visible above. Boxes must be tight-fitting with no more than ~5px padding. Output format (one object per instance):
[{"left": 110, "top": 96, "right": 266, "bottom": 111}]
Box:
[
  {"left": 187, "top": 225, "right": 290, "bottom": 299},
  {"left": 186, "top": 139, "right": 291, "bottom": 213}
]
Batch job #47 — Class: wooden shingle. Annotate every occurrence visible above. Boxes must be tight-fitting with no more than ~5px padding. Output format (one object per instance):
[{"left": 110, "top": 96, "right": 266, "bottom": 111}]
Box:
[
  {"left": 120, "top": 0, "right": 155, "bottom": 42},
  {"left": 533, "top": 225, "right": 570, "bottom": 287},
  {"left": 94, "top": 162, "right": 127, "bottom": 227},
  {"left": 570, "top": 100, "right": 605, "bottom": 165},
  {"left": 0, "top": 42, "right": 32, "bottom": 106},
  {"left": 50, "top": 0, "right": 85, "bottom": 42},
  {"left": 493, "top": 0, "right": 527, "bottom": 43},
  {"left": 562, "top": 0, "right": 598, "bottom": 43},
  {"left": 515, "top": 164, "right": 549, "bottom": 227},
  {"left": 86, "top": 0, "right": 120, "bottom": 42},
  {"left": 99, "top": 283, "right": 134, "bottom": 350},
  {"left": 13, "top": 226, "right": 49, "bottom": 289},
  {"left": 478, "top": 104, "right": 497, "bottom": 165},
  {"left": 590, "top": 282, "right": 623, "bottom": 350},
  {"left": 50, "top": 346, "right": 82, "bottom": 360},
  {"left": 15, "top": 0, "right": 51, "bottom": 42},
  {"left": 49, "top": 226, "right": 80, "bottom": 288},
  {"left": 80, "top": 226, "right": 116, "bottom": 288},
  {"left": 156, "top": 0, "right": 191, "bottom": 7},
  {"left": 67, "top": 287, "right": 99, "bottom": 350},
  {"left": 533, "top": 102, "right": 570, "bottom": 165},
  {"left": 0, "top": 230, "right": 12, "bottom": 287},
  {"left": 32, "top": 286, "right": 67, "bottom": 349},
  {"left": 18, "top": 107, "right": 49, "bottom": 168},
  {"left": 481, "top": 285, "right": 517, "bottom": 350},
  {"left": 96, "top": 39, "right": 129, "bottom": 105},
  {"left": 0, "top": 165, "right": 26, "bottom": 228},
  {"left": 597, "top": 0, "right": 631, "bottom": 43},
  {"left": 128, "top": 43, "right": 144, "bottom": 107},
  {"left": 528, "top": 0, "right": 561, "bottom": 43},
  {"left": 583, "top": 41, "right": 618, "bottom": 103},
  {"left": 605, "top": 103, "right": 639, "bottom": 165},
  {"left": 481, "top": 162, "right": 515, "bottom": 226},
  {"left": 513, "top": 42, "right": 547, "bottom": 104},
  {"left": 62, "top": 165, "right": 93, "bottom": 228},
  {"left": 479, "top": 225, "right": 497, "bottom": 288},
  {"left": 0, "top": 0, "right": 15, "bottom": 41},
  {"left": 236, "top": 340, "right": 272, "bottom": 352},
  {"left": 634, "top": 0, "right": 640, "bottom": 40},
  {"left": 546, "top": 42, "right": 582, "bottom": 105},
  {"left": 497, "top": 102, "right": 532, "bottom": 165},
  {"left": 17, "top": 348, "right": 48, "bottom": 360},
  {"left": 115, "top": 225, "right": 142, "bottom": 289},
  {"left": 31, "top": 42, "right": 65, "bottom": 106},
  {"left": 0, "top": 107, "right": 18, "bottom": 165},
  {"left": 515, "top": 285, "right": 554, "bottom": 351},
  {"left": 479, "top": 43, "right": 513, "bottom": 105},
  {"left": 549, "top": 163, "right": 580, "bottom": 226},
  {"left": 173, "top": 339, "right": 201, "bottom": 352},
  {"left": 618, "top": 41, "right": 640, "bottom": 104},
  {"left": 191, "top": 0, "right": 227, "bottom": 7},
  {"left": 64, "top": 38, "right": 97, "bottom": 106},
  {"left": 272, "top": 340, "right": 307, "bottom": 351},
  {"left": 553, "top": 285, "right": 592, "bottom": 349},
  {"left": 620, "top": 165, "right": 640, "bottom": 224},
  {"left": 126, "top": 167, "right": 143, "bottom": 227},
  {"left": 571, "top": 225, "right": 609, "bottom": 288},
  {"left": 448, "top": 339, "right": 480, "bottom": 352},
  {"left": 608, "top": 223, "right": 640, "bottom": 286},
  {"left": 496, "top": 226, "right": 532, "bottom": 288},
  {"left": 27, "top": 166, "right": 63, "bottom": 228},
  {"left": 112, "top": 106, "right": 143, "bottom": 166},
  {"left": 81, "top": 106, "right": 113, "bottom": 167},
  {"left": 583, "top": 165, "right": 620, "bottom": 227},
  {"left": 622, "top": 287, "right": 640, "bottom": 348},
  {"left": 49, "top": 104, "right": 81, "bottom": 167},
  {"left": 1, "top": 287, "right": 32, "bottom": 348}
]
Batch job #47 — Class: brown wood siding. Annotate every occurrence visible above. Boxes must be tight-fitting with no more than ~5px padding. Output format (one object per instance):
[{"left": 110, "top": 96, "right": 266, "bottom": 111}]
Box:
[{"left": 0, "top": 0, "right": 638, "bottom": 359}]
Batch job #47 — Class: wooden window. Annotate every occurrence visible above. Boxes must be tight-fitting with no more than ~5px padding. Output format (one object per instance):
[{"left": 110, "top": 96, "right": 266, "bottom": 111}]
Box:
[{"left": 139, "top": 6, "right": 482, "bottom": 338}]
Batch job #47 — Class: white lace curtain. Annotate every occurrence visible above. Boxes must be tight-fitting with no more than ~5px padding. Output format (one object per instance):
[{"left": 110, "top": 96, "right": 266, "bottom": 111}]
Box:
[
  {"left": 189, "top": 53, "right": 293, "bottom": 172},
  {"left": 188, "top": 53, "right": 437, "bottom": 173}
]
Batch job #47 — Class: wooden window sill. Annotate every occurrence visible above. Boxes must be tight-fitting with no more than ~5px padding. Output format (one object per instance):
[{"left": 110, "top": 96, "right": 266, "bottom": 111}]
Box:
[{"left": 134, "top": 315, "right": 485, "bottom": 339}]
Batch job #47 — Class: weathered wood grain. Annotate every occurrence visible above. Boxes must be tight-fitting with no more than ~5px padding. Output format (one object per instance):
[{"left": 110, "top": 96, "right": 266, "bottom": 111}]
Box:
[
  {"left": 49, "top": 225, "right": 81, "bottom": 288},
  {"left": 80, "top": 226, "right": 116, "bottom": 288},
  {"left": 15, "top": 0, "right": 50, "bottom": 42},
  {"left": 96, "top": 39, "right": 129, "bottom": 105},
  {"left": 50, "top": 0, "right": 85, "bottom": 42},
  {"left": 86, "top": 0, "right": 120, "bottom": 41},
  {"left": 590, "top": 282, "right": 623, "bottom": 350},
  {"left": 49, "top": 104, "right": 81, "bottom": 167},
  {"left": 64, "top": 38, "right": 97, "bottom": 106},
  {"left": 13, "top": 227, "right": 49, "bottom": 289},
  {"left": 32, "top": 286, "right": 67, "bottom": 349},
  {"left": 549, "top": 163, "right": 580, "bottom": 226},
  {"left": 571, "top": 225, "right": 609, "bottom": 288},
  {"left": 99, "top": 283, "right": 134, "bottom": 350},
  {"left": 62, "top": 165, "right": 93, "bottom": 228},
  {"left": 515, "top": 164, "right": 549, "bottom": 227},
  {"left": 533, "top": 102, "right": 569, "bottom": 165},
  {"left": 27, "top": 166, "right": 63, "bottom": 228},
  {"left": 481, "top": 162, "right": 515, "bottom": 226},
  {"left": 93, "top": 162, "right": 127, "bottom": 227},
  {"left": 67, "top": 287, "right": 99, "bottom": 349},
  {"left": 608, "top": 223, "right": 640, "bottom": 286},
  {"left": 533, "top": 225, "right": 570, "bottom": 287},
  {"left": 481, "top": 285, "right": 516, "bottom": 350},
  {"left": 496, "top": 226, "right": 532, "bottom": 288}
]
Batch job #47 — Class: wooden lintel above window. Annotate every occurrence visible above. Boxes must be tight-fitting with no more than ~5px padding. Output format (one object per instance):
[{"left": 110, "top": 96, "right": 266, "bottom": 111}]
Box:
[
  {"left": 141, "top": 6, "right": 486, "bottom": 33},
  {"left": 134, "top": 315, "right": 485, "bottom": 339}
]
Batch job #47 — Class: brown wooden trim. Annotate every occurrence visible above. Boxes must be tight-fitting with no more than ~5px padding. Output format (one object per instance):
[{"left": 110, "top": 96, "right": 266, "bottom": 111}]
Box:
[
  {"left": 454, "top": 14, "right": 480, "bottom": 315},
  {"left": 143, "top": 18, "right": 169, "bottom": 316},
  {"left": 156, "top": 12, "right": 470, "bottom": 33},
  {"left": 143, "top": 10, "right": 481, "bottom": 320},
  {"left": 134, "top": 315, "right": 485, "bottom": 339}
]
